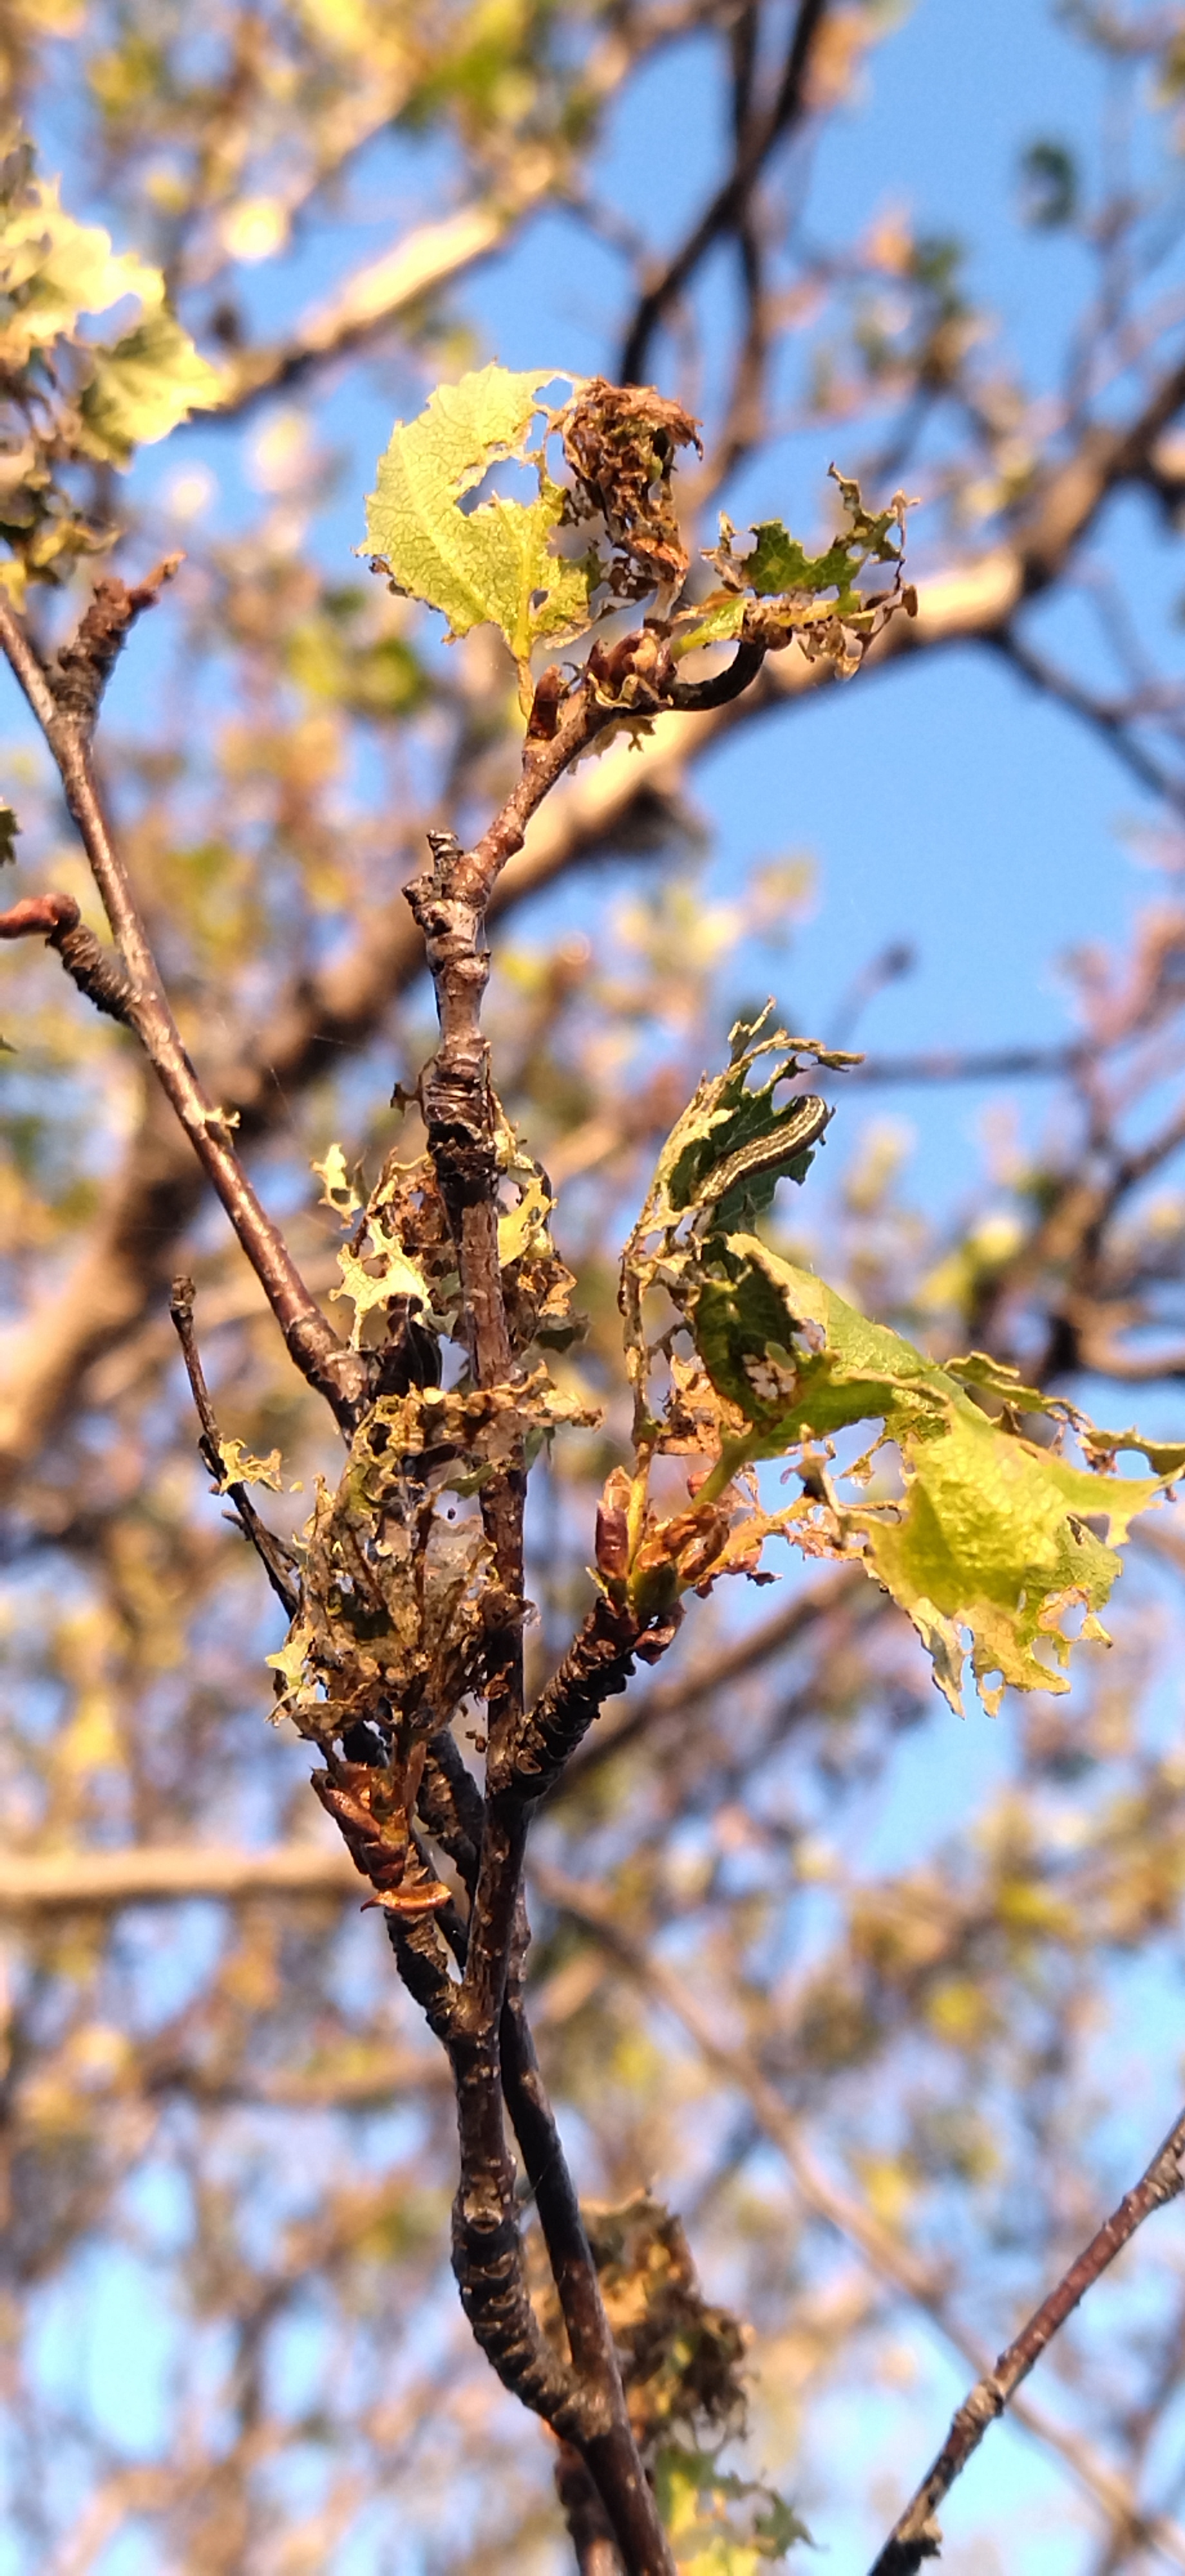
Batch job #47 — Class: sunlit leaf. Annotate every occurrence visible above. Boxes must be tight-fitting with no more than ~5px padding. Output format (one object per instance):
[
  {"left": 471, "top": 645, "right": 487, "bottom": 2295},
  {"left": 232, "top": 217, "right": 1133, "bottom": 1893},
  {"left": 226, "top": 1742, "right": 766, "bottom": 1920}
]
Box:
[
  {"left": 692, "top": 1238, "right": 1171, "bottom": 1714},
  {"left": 215, "top": 1438, "right": 283, "bottom": 1494},
  {"left": 312, "top": 1142, "right": 362, "bottom": 1222},
  {"left": 330, "top": 1215, "right": 433, "bottom": 1349},
  {"left": 0, "top": 159, "right": 160, "bottom": 368},
  {"left": 78, "top": 307, "right": 224, "bottom": 464},
  {"left": 362, "top": 361, "right": 596, "bottom": 672}
]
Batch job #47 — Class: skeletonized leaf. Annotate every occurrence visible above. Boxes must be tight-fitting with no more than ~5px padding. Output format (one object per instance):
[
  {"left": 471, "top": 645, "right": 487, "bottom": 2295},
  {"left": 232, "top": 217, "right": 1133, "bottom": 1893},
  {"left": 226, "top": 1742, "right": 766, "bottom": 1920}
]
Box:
[
  {"left": 215, "top": 1438, "right": 283, "bottom": 1494},
  {"left": 330, "top": 1215, "right": 433, "bottom": 1349},
  {"left": 312, "top": 1142, "right": 362, "bottom": 1222},
  {"left": 691, "top": 1237, "right": 1171, "bottom": 1714},
  {"left": 362, "top": 362, "right": 596, "bottom": 667}
]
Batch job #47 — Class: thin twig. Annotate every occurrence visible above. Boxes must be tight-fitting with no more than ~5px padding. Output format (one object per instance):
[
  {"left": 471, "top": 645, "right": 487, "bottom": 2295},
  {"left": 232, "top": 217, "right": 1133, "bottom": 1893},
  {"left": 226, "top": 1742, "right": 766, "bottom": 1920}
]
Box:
[
  {"left": 0, "top": 583, "right": 368, "bottom": 1431},
  {"left": 620, "top": 0, "right": 831, "bottom": 383},
  {"left": 169, "top": 1275, "right": 301, "bottom": 1618},
  {"left": 867, "top": 2105, "right": 1185, "bottom": 2575}
]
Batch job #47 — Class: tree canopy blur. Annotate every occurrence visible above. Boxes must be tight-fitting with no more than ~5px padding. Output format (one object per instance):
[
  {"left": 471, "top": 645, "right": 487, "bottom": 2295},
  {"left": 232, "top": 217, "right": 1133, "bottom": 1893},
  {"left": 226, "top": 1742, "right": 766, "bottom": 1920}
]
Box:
[{"left": 6, "top": 4, "right": 1185, "bottom": 2571}]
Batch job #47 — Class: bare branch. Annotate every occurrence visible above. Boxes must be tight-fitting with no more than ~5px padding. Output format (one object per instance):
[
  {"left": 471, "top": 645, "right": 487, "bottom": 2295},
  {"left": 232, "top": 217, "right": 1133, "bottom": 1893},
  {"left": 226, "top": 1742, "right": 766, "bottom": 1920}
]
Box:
[
  {"left": 169, "top": 1274, "right": 301, "bottom": 1618},
  {"left": 868, "top": 2107, "right": 1185, "bottom": 2575},
  {"left": 620, "top": 0, "right": 832, "bottom": 383},
  {"left": 0, "top": 1841, "right": 356, "bottom": 1913},
  {"left": 0, "top": 582, "right": 368, "bottom": 1430}
]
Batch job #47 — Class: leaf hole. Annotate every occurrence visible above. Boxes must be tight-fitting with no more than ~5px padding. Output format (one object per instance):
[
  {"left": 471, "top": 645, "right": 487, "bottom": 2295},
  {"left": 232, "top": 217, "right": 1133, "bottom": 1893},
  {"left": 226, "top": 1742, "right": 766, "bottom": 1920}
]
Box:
[{"left": 458, "top": 457, "right": 538, "bottom": 516}]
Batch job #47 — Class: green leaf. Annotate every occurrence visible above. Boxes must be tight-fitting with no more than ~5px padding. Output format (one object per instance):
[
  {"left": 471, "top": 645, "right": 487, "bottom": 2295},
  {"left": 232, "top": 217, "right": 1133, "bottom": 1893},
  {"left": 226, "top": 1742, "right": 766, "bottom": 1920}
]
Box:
[
  {"left": 674, "top": 592, "right": 748, "bottom": 656},
  {"left": 690, "top": 1240, "right": 1171, "bottom": 1715},
  {"left": 1081, "top": 1421, "right": 1185, "bottom": 1478},
  {"left": 634, "top": 1008, "right": 854, "bottom": 1239},
  {"left": 743, "top": 521, "right": 869, "bottom": 602},
  {"left": 0, "top": 800, "right": 19, "bottom": 864},
  {"left": 78, "top": 308, "right": 224, "bottom": 464},
  {"left": 655, "top": 2446, "right": 810, "bottom": 2571},
  {"left": 362, "top": 362, "right": 596, "bottom": 668},
  {"left": 703, "top": 472, "right": 909, "bottom": 614}
]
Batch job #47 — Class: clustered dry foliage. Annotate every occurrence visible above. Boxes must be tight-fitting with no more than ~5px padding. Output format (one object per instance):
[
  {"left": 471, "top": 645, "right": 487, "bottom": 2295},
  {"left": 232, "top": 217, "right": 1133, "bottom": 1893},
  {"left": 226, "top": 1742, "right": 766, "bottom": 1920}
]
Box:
[{"left": 8, "top": 5, "right": 1185, "bottom": 2574}]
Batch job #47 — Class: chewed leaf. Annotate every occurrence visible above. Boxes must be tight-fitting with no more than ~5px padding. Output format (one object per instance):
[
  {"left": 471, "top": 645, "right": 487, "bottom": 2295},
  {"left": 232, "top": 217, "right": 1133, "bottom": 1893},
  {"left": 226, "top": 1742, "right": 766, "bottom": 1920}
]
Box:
[
  {"left": 681, "top": 471, "right": 915, "bottom": 674},
  {"left": 690, "top": 1237, "right": 1171, "bottom": 1714},
  {"left": 1081, "top": 1420, "right": 1185, "bottom": 1477},
  {"left": 362, "top": 363, "right": 596, "bottom": 667},
  {"left": 633, "top": 1007, "right": 851, "bottom": 1239},
  {"left": 498, "top": 1167, "right": 554, "bottom": 1265},
  {"left": 266, "top": 1612, "right": 318, "bottom": 1714},
  {"left": 330, "top": 1215, "right": 433, "bottom": 1349},
  {"left": 312, "top": 1142, "right": 362, "bottom": 1222},
  {"left": 216, "top": 1438, "right": 283, "bottom": 1495},
  {"left": 79, "top": 308, "right": 224, "bottom": 465},
  {"left": 656, "top": 2443, "right": 810, "bottom": 2570}
]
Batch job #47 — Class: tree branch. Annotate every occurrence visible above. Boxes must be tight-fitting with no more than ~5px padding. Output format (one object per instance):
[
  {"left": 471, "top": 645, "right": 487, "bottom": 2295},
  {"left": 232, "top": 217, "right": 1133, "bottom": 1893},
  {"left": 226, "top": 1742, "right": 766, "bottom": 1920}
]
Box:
[
  {"left": 867, "top": 2106, "right": 1185, "bottom": 2575},
  {"left": 0, "top": 1842, "right": 356, "bottom": 1913},
  {"left": 169, "top": 1273, "right": 301, "bottom": 1617},
  {"left": 403, "top": 799, "right": 675, "bottom": 2571},
  {"left": 0, "top": 582, "right": 368, "bottom": 1432},
  {"left": 9, "top": 344, "right": 1185, "bottom": 1491},
  {"left": 620, "top": 0, "right": 832, "bottom": 383}
]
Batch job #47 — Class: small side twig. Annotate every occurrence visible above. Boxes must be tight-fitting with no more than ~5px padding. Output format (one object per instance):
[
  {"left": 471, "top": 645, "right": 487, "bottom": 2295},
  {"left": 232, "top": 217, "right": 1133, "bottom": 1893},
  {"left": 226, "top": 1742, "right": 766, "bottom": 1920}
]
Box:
[
  {"left": 169, "top": 1275, "right": 301, "bottom": 1619},
  {"left": 867, "top": 2105, "right": 1185, "bottom": 2575}
]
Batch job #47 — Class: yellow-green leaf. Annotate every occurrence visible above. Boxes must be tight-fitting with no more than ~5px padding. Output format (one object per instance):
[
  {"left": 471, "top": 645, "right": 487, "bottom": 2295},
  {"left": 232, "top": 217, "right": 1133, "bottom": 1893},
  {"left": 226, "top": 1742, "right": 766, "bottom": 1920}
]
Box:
[
  {"left": 691, "top": 1239, "right": 1171, "bottom": 1716},
  {"left": 78, "top": 307, "right": 224, "bottom": 464},
  {"left": 312, "top": 1142, "right": 362, "bottom": 1222},
  {"left": 215, "top": 1438, "right": 283, "bottom": 1495},
  {"left": 497, "top": 1167, "right": 554, "bottom": 1264},
  {"left": 362, "top": 362, "right": 596, "bottom": 665},
  {"left": 0, "top": 166, "right": 161, "bottom": 368},
  {"left": 330, "top": 1215, "right": 432, "bottom": 1348},
  {"left": 655, "top": 2447, "right": 808, "bottom": 2571}
]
